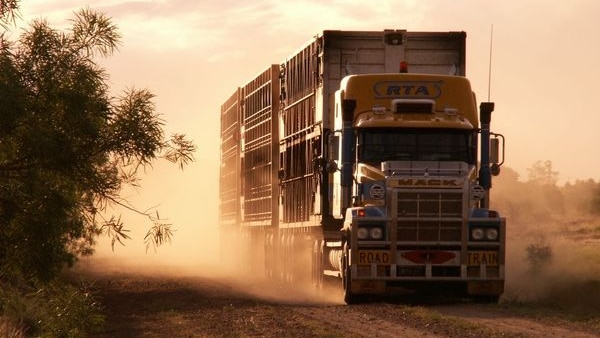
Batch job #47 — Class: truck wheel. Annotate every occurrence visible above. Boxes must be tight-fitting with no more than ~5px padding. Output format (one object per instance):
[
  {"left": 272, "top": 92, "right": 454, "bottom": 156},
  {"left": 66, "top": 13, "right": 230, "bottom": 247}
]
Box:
[
  {"left": 312, "top": 239, "right": 323, "bottom": 291},
  {"left": 342, "top": 250, "right": 361, "bottom": 304}
]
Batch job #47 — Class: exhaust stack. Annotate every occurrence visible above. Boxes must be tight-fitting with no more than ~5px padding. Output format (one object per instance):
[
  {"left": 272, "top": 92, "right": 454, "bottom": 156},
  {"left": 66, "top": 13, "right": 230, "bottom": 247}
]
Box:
[
  {"left": 341, "top": 99, "right": 356, "bottom": 209},
  {"left": 479, "top": 102, "right": 494, "bottom": 209}
]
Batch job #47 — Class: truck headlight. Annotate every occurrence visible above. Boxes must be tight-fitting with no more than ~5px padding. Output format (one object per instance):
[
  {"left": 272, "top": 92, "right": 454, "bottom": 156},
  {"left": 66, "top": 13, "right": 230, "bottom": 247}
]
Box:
[
  {"left": 370, "top": 227, "right": 383, "bottom": 240},
  {"left": 470, "top": 226, "right": 499, "bottom": 241},
  {"left": 471, "top": 228, "right": 484, "bottom": 240},
  {"left": 357, "top": 227, "right": 369, "bottom": 239},
  {"left": 485, "top": 228, "right": 499, "bottom": 240},
  {"left": 356, "top": 225, "right": 385, "bottom": 240}
]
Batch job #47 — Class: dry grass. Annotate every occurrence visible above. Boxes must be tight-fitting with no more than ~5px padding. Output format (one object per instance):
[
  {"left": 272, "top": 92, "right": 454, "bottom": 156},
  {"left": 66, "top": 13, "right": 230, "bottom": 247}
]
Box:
[
  {"left": 0, "top": 316, "right": 25, "bottom": 338},
  {"left": 503, "top": 215, "right": 600, "bottom": 326}
]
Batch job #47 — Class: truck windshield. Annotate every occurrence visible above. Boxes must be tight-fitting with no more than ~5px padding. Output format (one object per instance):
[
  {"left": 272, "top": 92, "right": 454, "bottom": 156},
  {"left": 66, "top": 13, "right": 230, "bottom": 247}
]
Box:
[{"left": 358, "top": 128, "right": 476, "bottom": 165}]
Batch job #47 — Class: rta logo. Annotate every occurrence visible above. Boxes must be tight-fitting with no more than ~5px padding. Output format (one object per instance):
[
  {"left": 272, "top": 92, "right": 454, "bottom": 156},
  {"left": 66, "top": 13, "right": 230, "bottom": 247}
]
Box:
[{"left": 373, "top": 81, "right": 442, "bottom": 99}]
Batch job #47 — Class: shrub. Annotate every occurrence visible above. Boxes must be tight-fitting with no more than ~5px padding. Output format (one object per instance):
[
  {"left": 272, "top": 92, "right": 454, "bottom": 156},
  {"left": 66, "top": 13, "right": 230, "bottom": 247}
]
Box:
[
  {"left": 525, "top": 242, "right": 553, "bottom": 273},
  {"left": 0, "top": 275, "right": 104, "bottom": 338}
]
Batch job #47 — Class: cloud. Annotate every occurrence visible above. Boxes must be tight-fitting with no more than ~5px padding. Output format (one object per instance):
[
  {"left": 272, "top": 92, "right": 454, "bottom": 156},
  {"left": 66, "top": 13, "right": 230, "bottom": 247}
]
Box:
[
  {"left": 19, "top": 1, "right": 226, "bottom": 50},
  {"left": 19, "top": 0, "right": 431, "bottom": 57}
]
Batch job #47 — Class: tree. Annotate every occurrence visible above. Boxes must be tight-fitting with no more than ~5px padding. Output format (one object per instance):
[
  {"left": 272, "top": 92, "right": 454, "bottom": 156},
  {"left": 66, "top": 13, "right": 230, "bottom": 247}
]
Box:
[
  {"left": 0, "top": 0, "right": 18, "bottom": 22},
  {"left": 527, "top": 160, "right": 559, "bottom": 186},
  {"left": 562, "top": 179, "right": 599, "bottom": 214},
  {"left": 525, "top": 160, "right": 564, "bottom": 218},
  {"left": 0, "top": 7, "right": 195, "bottom": 282}
]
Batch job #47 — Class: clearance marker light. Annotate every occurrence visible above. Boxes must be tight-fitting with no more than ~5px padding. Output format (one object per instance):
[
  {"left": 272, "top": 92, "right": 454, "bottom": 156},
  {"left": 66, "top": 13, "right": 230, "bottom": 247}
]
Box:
[
  {"left": 372, "top": 105, "right": 386, "bottom": 115},
  {"left": 399, "top": 61, "right": 408, "bottom": 73}
]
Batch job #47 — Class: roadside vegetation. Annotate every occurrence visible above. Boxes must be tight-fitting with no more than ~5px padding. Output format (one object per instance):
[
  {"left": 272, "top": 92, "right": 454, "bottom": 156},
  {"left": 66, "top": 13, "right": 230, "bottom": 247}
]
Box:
[
  {"left": 0, "top": 1, "right": 194, "bottom": 336},
  {"left": 492, "top": 160, "right": 600, "bottom": 326}
]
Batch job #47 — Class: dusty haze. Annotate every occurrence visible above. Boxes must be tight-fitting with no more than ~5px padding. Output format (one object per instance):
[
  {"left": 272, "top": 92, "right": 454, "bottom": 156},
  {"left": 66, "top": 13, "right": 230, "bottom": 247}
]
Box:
[
  {"left": 81, "top": 161, "right": 600, "bottom": 311},
  {"left": 493, "top": 170, "right": 600, "bottom": 312}
]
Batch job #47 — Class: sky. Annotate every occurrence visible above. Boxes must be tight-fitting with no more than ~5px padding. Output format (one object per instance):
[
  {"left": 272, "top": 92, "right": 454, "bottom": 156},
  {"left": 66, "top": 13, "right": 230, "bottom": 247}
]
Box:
[{"left": 9, "top": 0, "right": 600, "bottom": 262}]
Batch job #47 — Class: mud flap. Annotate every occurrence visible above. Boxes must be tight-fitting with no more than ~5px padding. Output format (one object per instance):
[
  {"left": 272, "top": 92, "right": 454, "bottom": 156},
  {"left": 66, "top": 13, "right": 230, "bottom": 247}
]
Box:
[
  {"left": 351, "top": 280, "right": 386, "bottom": 294},
  {"left": 467, "top": 280, "right": 504, "bottom": 296}
]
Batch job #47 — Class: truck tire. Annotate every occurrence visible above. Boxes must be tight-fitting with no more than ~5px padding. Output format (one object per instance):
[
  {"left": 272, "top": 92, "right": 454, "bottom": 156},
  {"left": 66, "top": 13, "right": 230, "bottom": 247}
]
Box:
[
  {"left": 342, "top": 245, "right": 361, "bottom": 304},
  {"left": 312, "top": 239, "right": 323, "bottom": 290}
]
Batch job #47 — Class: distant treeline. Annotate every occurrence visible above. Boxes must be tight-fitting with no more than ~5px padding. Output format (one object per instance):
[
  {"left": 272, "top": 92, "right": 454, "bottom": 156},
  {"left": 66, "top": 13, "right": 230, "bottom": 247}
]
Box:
[{"left": 492, "top": 160, "right": 600, "bottom": 225}]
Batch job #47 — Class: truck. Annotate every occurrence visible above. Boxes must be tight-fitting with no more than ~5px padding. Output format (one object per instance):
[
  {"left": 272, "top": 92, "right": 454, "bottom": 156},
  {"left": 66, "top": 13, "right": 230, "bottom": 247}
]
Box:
[{"left": 219, "top": 29, "right": 506, "bottom": 303}]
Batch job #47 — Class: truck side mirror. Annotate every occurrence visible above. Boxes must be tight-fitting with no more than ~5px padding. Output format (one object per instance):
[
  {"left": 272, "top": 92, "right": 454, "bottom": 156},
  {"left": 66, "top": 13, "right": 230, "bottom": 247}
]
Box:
[
  {"left": 491, "top": 163, "right": 501, "bottom": 176},
  {"left": 489, "top": 133, "right": 505, "bottom": 172},
  {"left": 490, "top": 136, "right": 505, "bottom": 176},
  {"left": 490, "top": 138, "right": 500, "bottom": 165}
]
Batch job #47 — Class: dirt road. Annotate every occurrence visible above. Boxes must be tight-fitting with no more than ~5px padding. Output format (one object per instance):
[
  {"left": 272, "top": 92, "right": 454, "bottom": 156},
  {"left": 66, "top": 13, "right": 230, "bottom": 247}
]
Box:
[{"left": 82, "top": 268, "right": 600, "bottom": 338}]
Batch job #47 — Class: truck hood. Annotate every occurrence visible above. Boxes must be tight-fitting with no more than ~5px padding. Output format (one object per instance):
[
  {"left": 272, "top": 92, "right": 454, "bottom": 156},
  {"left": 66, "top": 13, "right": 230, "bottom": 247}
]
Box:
[{"left": 357, "top": 161, "right": 475, "bottom": 183}]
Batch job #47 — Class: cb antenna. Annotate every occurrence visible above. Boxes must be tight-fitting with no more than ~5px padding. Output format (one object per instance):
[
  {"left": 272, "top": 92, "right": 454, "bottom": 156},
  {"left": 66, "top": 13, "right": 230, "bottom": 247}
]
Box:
[{"left": 487, "top": 24, "right": 494, "bottom": 101}]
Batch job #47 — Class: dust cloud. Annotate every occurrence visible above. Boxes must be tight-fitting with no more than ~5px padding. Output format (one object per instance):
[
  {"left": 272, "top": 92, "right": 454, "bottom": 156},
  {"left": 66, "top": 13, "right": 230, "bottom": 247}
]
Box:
[
  {"left": 77, "top": 183, "right": 340, "bottom": 306},
  {"left": 77, "top": 159, "right": 600, "bottom": 311},
  {"left": 492, "top": 167, "right": 600, "bottom": 313},
  {"left": 79, "top": 223, "right": 341, "bottom": 305}
]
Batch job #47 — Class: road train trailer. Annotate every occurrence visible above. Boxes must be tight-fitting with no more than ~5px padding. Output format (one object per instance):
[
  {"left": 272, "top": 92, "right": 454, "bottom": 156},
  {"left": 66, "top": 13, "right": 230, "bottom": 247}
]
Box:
[{"left": 219, "top": 30, "right": 506, "bottom": 303}]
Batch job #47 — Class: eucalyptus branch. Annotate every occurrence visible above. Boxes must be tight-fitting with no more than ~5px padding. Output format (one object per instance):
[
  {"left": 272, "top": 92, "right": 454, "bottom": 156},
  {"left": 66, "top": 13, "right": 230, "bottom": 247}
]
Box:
[
  {"left": 0, "top": 0, "right": 20, "bottom": 28},
  {"left": 162, "top": 133, "right": 195, "bottom": 170},
  {"left": 143, "top": 211, "right": 174, "bottom": 253}
]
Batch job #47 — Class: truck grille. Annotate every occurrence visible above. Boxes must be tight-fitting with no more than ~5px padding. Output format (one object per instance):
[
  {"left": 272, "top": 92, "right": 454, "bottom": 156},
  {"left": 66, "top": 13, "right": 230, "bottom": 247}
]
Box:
[{"left": 396, "top": 190, "right": 463, "bottom": 242}]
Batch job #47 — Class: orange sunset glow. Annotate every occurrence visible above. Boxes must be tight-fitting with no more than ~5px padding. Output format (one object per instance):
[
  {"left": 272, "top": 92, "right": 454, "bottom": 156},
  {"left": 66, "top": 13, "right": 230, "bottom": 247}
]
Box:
[{"left": 14, "top": 0, "right": 600, "bottom": 266}]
